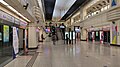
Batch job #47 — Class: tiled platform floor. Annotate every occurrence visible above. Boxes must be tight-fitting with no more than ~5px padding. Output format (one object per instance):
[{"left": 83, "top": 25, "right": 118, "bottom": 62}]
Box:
[
  {"left": 5, "top": 40, "right": 120, "bottom": 67},
  {"left": 4, "top": 56, "right": 32, "bottom": 67}
]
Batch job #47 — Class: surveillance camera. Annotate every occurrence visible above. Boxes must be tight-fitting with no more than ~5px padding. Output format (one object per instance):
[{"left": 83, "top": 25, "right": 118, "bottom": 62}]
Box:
[{"left": 23, "top": 3, "right": 29, "bottom": 10}]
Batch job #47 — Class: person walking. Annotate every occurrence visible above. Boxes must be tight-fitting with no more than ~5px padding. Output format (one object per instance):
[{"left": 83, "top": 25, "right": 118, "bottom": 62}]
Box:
[{"left": 50, "top": 23, "right": 56, "bottom": 45}]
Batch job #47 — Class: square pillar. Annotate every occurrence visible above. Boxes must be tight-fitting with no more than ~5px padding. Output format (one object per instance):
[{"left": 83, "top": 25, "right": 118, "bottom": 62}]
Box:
[{"left": 28, "top": 23, "right": 38, "bottom": 48}]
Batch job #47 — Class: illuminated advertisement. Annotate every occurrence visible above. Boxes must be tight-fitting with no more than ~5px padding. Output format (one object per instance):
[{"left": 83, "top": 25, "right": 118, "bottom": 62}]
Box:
[
  {"left": 112, "top": 24, "right": 117, "bottom": 44},
  {"left": 0, "top": 32, "right": 2, "bottom": 41},
  {"left": 4, "top": 25, "right": 9, "bottom": 42},
  {"left": 96, "top": 32, "right": 98, "bottom": 36}
]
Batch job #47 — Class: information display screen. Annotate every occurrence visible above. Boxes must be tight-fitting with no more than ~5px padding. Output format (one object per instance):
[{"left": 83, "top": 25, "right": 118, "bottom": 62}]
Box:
[{"left": 4, "top": 25, "right": 9, "bottom": 42}]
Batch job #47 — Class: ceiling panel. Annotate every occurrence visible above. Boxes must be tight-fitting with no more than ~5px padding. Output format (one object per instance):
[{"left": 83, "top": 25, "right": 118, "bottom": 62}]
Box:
[
  {"left": 42, "top": 0, "right": 87, "bottom": 21},
  {"left": 4, "top": 0, "right": 35, "bottom": 22},
  {"left": 61, "top": 0, "right": 87, "bottom": 20},
  {"left": 43, "top": 0, "right": 56, "bottom": 20},
  {"left": 52, "top": 0, "right": 76, "bottom": 21}
]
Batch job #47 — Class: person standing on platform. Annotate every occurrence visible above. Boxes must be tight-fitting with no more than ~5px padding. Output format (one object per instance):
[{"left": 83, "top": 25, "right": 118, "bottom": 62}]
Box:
[
  {"left": 60, "top": 23, "right": 66, "bottom": 40},
  {"left": 41, "top": 34, "right": 44, "bottom": 41}
]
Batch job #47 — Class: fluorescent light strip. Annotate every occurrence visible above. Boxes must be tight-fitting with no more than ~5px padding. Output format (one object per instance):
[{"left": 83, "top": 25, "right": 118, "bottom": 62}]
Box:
[
  {"left": 0, "top": 0, "right": 31, "bottom": 22},
  {"left": 0, "top": 0, "right": 9, "bottom": 5},
  {"left": 7, "top": 6, "right": 30, "bottom": 22}
]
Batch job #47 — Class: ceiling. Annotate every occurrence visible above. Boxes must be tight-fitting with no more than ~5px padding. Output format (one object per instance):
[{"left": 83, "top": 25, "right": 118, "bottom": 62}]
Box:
[
  {"left": 4, "top": 0, "right": 35, "bottom": 22},
  {"left": 42, "top": 0, "right": 87, "bottom": 21},
  {"left": 61, "top": 0, "right": 87, "bottom": 20},
  {"left": 43, "top": 0, "right": 56, "bottom": 21},
  {"left": 52, "top": 0, "right": 76, "bottom": 21}
]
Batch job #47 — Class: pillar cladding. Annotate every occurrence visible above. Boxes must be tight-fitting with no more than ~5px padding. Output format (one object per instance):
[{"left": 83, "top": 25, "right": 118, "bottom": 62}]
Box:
[{"left": 28, "top": 26, "right": 38, "bottom": 48}]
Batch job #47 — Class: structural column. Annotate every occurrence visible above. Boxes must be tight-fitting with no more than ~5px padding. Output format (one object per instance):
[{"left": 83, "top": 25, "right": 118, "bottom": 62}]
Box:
[
  {"left": 81, "top": 28, "right": 87, "bottom": 41},
  {"left": 28, "top": 23, "right": 38, "bottom": 48}
]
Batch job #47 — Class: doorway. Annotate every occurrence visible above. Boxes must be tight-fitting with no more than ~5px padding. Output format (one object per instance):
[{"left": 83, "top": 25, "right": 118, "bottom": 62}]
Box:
[
  {"left": 88, "top": 32, "right": 92, "bottom": 41},
  {"left": 95, "top": 31, "right": 100, "bottom": 41},
  {"left": 103, "top": 31, "right": 110, "bottom": 43},
  {"left": 18, "top": 29, "right": 24, "bottom": 53},
  {"left": 0, "top": 25, "right": 13, "bottom": 65}
]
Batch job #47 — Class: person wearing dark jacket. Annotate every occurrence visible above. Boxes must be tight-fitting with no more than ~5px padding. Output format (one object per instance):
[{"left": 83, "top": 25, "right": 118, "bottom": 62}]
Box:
[
  {"left": 50, "top": 23, "right": 57, "bottom": 45},
  {"left": 60, "top": 23, "right": 66, "bottom": 40}
]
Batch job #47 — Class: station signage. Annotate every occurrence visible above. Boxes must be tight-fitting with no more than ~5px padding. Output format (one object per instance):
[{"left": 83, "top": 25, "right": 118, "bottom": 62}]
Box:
[
  {"left": 0, "top": 10, "right": 14, "bottom": 23},
  {"left": 0, "top": 10, "right": 28, "bottom": 28},
  {"left": 14, "top": 18, "right": 20, "bottom": 25},
  {"left": 19, "top": 21, "right": 27, "bottom": 28}
]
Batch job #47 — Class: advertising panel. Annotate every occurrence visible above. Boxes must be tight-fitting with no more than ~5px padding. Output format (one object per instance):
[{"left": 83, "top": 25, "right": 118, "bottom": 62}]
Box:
[
  {"left": 3, "top": 25, "right": 9, "bottom": 42},
  {"left": 0, "top": 32, "right": 2, "bottom": 41},
  {"left": 96, "top": 31, "right": 98, "bottom": 36},
  {"left": 13, "top": 27, "right": 19, "bottom": 54},
  {"left": 112, "top": 24, "right": 117, "bottom": 44}
]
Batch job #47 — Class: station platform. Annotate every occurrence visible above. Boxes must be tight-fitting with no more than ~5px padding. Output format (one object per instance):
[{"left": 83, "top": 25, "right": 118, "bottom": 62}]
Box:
[{"left": 4, "top": 40, "right": 120, "bottom": 67}]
